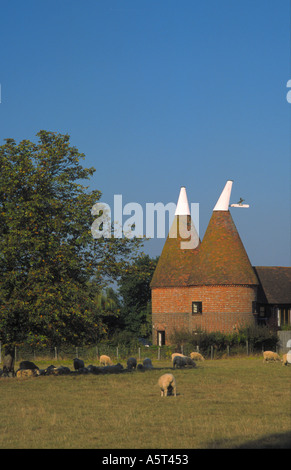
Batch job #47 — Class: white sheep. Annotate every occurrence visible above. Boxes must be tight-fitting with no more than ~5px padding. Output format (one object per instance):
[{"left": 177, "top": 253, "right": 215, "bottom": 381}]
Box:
[
  {"left": 190, "top": 352, "right": 205, "bottom": 361},
  {"left": 16, "top": 369, "right": 40, "bottom": 378},
  {"left": 282, "top": 353, "right": 289, "bottom": 366},
  {"left": 158, "top": 373, "right": 177, "bottom": 397},
  {"left": 100, "top": 355, "right": 112, "bottom": 366},
  {"left": 263, "top": 351, "right": 281, "bottom": 363}
]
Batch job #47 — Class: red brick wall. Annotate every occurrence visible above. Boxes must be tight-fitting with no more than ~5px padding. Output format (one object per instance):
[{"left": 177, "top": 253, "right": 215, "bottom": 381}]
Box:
[{"left": 152, "top": 285, "right": 257, "bottom": 344}]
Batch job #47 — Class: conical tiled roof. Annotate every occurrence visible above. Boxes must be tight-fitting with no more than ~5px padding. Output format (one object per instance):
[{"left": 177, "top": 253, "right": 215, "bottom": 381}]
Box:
[
  {"left": 151, "top": 180, "right": 259, "bottom": 288},
  {"left": 188, "top": 210, "right": 259, "bottom": 286},
  {"left": 150, "top": 187, "right": 200, "bottom": 288}
]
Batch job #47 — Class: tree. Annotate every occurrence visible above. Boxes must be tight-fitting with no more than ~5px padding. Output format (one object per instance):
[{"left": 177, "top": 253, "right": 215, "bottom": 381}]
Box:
[
  {"left": 117, "top": 254, "right": 159, "bottom": 338},
  {"left": 0, "top": 130, "right": 144, "bottom": 360},
  {"left": 93, "top": 286, "right": 121, "bottom": 338}
]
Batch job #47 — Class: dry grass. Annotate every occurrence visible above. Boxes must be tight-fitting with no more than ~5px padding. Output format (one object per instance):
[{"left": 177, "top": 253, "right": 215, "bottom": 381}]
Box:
[{"left": 0, "top": 357, "right": 290, "bottom": 449}]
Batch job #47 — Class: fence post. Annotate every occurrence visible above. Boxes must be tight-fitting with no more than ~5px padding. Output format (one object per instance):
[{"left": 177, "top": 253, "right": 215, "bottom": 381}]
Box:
[
  {"left": 55, "top": 347, "right": 58, "bottom": 360},
  {"left": 76, "top": 347, "right": 78, "bottom": 359},
  {"left": 138, "top": 347, "right": 141, "bottom": 360},
  {"left": 15, "top": 346, "right": 17, "bottom": 363},
  {"left": 246, "top": 340, "right": 249, "bottom": 356},
  {"left": 211, "top": 345, "right": 213, "bottom": 360},
  {"left": 227, "top": 345, "right": 230, "bottom": 357},
  {"left": 196, "top": 345, "right": 199, "bottom": 352},
  {"left": 117, "top": 347, "right": 119, "bottom": 360},
  {"left": 158, "top": 347, "right": 161, "bottom": 360}
]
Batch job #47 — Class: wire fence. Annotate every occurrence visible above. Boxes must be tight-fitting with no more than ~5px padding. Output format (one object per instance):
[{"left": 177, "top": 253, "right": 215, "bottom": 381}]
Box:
[{"left": 0, "top": 341, "right": 275, "bottom": 366}]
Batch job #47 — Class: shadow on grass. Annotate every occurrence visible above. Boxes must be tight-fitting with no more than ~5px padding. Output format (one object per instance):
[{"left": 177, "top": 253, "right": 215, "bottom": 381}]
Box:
[{"left": 209, "top": 431, "right": 291, "bottom": 449}]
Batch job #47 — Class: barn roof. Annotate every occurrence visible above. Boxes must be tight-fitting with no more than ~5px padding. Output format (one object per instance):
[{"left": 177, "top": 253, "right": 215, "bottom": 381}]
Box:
[{"left": 253, "top": 266, "right": 291, "bottom": 304}]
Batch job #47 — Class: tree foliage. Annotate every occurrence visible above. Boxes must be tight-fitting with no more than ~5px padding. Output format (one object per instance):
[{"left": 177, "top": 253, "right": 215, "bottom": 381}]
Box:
[
  {"left": 117, "top": 254, "right": 159, "bottom": 338},
  {"left": 0, "top": 130, "right": 144, "bottom": 349}
]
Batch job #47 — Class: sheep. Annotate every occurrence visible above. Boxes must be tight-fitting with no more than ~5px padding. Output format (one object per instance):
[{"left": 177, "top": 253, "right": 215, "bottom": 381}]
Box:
[
  {"left": 173, "top": 356, "right": 186, "bottom": 368},
  {"left": 263, "top": 351, "right": 281, "bottom": 363},
  {"left": 171, "top": 353, "right": 185, "bottom": 362},
  {"left": 45, "top": 366, "right": 71, "bottom": 376},
  {"left": 127, "top": 357, "right": 137, "bottom": 370},
  {"left": 100, "top": 363, "right": 123, "bottom": 374},
  {"left": 55, "top": 366, "right": 71, "bottom": 375},
  {"left": 282, "top": 353, "right": 289, "bottom": 366},
  {"left": 73, "top": 358, "right": 85, "bottom": 370},
  {"left": 99, "top": 355, "right": 112, "bottom": 366},
  {"left": 158, "top": 373, "right": 177, "bottom": 397},
  {"left": 16, "top": 369, "right": 40, "bottom": 378},
  {"left": 190, "top": 352, "right": 205, "bottom": 361},
  {"left": 78, "top": 367, "right": 90, "bottom": 374},
  {"left": 173, "top": 355, "right": 196, "bottom": 369},
  {"left": 19, "top": 360, "right": 39, "bottom": 370},
  {"left": 143, "top": 358, "right": 153, "bottom": 369},
  {"left": 87, "top": 364, "right": 102, "bottom": 374},
  {"left": 185, "top": 356, "right": 196, "bottom": 367},
  {"left": 44, "top": 365, "right": 58, "bottom": 375}
]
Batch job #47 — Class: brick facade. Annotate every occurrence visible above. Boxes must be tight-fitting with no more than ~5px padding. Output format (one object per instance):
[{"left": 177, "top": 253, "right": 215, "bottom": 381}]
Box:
[{"left": 152, "top": 285, "right": 257, "bottom": 344}]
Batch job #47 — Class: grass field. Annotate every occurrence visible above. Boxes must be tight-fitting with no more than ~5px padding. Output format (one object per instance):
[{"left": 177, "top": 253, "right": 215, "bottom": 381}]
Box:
[{"left": 0, "top": 356, "right": 290, "bottom": 449}]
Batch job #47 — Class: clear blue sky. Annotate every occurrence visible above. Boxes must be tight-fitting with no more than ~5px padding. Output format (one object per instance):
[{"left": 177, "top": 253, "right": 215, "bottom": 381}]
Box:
[{"left": 0, "top": 0, "right": 290, "bottom": 266}]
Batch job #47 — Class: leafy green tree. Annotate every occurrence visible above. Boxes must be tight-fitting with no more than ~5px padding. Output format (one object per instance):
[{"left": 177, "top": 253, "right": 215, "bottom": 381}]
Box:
[
  {"left": 117, "top": 254, "right": 159, "bottom": 338},
  {"left": 93, "top": 286, "right": 121, "bottom": 337},
  {"left": 0, "top": 130, "right": 144, "bottom": 361}
]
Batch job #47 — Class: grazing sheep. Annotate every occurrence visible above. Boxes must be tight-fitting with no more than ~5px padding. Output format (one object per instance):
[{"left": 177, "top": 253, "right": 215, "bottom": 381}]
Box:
[
  {"left": 185, "top": 356, "right": 196, "bottom": 367},
  {"left": 143, "top": 358, "right": 153, "bottom": 369},
  {"left": 137, "top": 364, "right": 145, "bottom": 371},
  {"left": 282, "top": 353, "right": 289, "bottom": 366},
  {"left": 99, "top": 355, "right": 112, "bottom": 366},
  {"left": 263, "top": 351, "right": 281, "bottom": 363},
  {"left": 171, "top": 353, "right": 185, "bottom": 362},
  {"left": 158, "top": 373, "right": 177, "bottom": 397},
  {"left": 74, "top": 358, "right": 85, "bottom": 370},
  {"left": 190, "top": 352, "right": 205, "bottom": 361},
  {"left": 173, "top": 356, "right": 186, "bottom": 368},
  {"left": 127, "top": 357, "right": 137, "bottom": 370},
  {"left": 173, "top": 355, "right": 196, "bottom": 369}
]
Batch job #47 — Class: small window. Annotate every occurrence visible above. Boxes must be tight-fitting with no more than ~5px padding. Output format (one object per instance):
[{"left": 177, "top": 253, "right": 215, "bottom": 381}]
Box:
[
  {"left": 157, "top": 331, "right": 165, "bottom": 346},
  {"left": 259, "top": 306, "right": 266, "bottom": 317},
  {"left": 192, "top": 302, "right": 202, "bottom": 314}
]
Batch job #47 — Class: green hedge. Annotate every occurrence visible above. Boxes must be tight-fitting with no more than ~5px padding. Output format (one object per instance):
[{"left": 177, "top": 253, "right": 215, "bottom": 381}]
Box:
[{"left": 170, "top": 325, "right": 279, "bottom": 357}]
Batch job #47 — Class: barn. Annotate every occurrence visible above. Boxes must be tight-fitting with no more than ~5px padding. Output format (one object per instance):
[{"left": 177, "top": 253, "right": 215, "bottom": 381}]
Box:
[{"left": 150, "top": 181, "right": 291, "bottom": 346}]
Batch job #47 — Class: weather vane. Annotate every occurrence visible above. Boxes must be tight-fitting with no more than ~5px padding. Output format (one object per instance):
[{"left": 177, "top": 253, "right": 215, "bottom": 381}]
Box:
[{"left": 230, "top": 197, "right": 249, "bottom": 208}]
